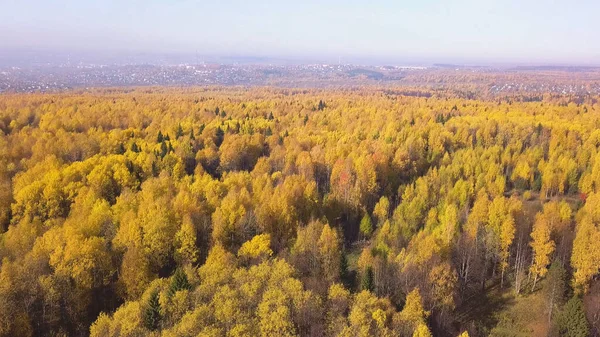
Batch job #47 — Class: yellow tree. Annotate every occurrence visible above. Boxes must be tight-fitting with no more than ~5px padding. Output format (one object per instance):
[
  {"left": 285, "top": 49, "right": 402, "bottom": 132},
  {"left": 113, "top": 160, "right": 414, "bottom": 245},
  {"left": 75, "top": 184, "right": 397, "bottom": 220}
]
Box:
[
  {"left": 395, "top": 288, "right": 430, "bottom": 336},
  {"left": 428, "top": 262, "right": 457, "bottom": 312},
  {"left": 175, "top": 217, "right": 199, "bottom": 265},
  {"left": 529, "top": 213, "right": 555, "bottom": 291},
  {"left": 412, "top": 323, "right": 433, "bottom": 337},
  {"left": 197, "top": 243, "right": 236, "bottom": 298},
  {"left": 458, "top": 189, "right": 489, "bottom": 286},
  {"left": 486, "top": 196, "right": 520, "bottom": 287},
  {"left": 571, "top": 217, "right": 600, "bottom": 293},
  {"left": 346, "top": 290, "right": 394, "bottom": 337},
  {"left": 318, "top": 224, "right": 342, "bottom": 284},
  {"left": 238, "top": 234, "right": 273, "bottom": 264},
  {"left": 211, "top": 188, "right": 252, "bottom": 250},
  {"left": 373, "top": 196, "right": 390, "bottom": 226},
  {"left": 440, "top": 203, "right": 459, "bottom": 246},
  {"left": 258, "top": 288, "right": 297, "bottom": 337},
  {"left": 119, "top": 246, "right": 154, "bottom": 300},
  {"left": 499, "top": 212, "right": 516, "bottom": 288},
  {"left": 571, "top": 192, "right": 600, "bottom": 293},
  {"left": 326, "top": 283, "right": 351, "bottom": 336}
]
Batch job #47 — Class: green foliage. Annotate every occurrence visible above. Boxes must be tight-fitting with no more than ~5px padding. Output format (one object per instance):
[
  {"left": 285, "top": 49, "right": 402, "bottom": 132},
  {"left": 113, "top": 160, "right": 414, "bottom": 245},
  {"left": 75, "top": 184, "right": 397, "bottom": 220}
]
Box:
[
  {"left": 556, "top": 296, "right": 590, "bottom": 337},
  {"left": 168, "top": 269, "right": 191, "bottom": 297},
  {"left": 116, "top": 142, "right": 126, "bottom": 155},
  {"left": 360, "top": 213, "right": 373, "bottom": 239},
  {"left": 144, "top": 290, "right": 162, "bottom": 331},
  {"left": 160, "top": 141, "right": 170, "bottom": 157},
  {"left": 544, "top": 261, "right": 567, "bottom": 322},
  {"left": 215, "top": 127, "right": 225, "bottom": 147},
  {"left": 361, "top": 266, "right": 374, "bottom": 292},
  {"left": 340, "top": 252, "right": 351, "bottom": 288}
]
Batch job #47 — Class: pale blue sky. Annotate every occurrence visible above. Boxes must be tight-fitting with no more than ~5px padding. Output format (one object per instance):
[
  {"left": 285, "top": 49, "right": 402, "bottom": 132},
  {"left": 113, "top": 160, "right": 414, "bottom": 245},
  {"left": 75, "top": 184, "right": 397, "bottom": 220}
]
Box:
[{"left": 1, "top": 0, "right": 599, "bottom": 65}]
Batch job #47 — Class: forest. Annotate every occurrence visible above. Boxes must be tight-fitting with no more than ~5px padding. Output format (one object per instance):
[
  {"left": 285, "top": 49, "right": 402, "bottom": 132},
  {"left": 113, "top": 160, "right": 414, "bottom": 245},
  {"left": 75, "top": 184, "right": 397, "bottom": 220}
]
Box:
[{"left": 0, "top": 86, "right": 599, "bottom": 337}]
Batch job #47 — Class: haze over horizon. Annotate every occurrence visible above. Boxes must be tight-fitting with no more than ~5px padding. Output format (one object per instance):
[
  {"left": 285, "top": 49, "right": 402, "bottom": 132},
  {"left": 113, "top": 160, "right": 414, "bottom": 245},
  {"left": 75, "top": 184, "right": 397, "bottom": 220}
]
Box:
[{"left": 1, "top": 0, "right": 600, "bottom": 66}]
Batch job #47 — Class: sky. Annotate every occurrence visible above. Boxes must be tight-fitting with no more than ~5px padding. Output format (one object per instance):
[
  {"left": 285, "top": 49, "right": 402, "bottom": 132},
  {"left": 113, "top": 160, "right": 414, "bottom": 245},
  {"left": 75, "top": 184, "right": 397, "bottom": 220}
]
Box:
[{"left": 1, "top": 0, "right": 599, "bottom": 65}]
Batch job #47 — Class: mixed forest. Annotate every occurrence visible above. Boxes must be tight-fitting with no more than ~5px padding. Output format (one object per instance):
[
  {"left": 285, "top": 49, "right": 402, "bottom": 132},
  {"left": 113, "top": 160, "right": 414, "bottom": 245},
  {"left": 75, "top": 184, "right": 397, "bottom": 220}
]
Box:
[{"left": 0, "top": 87, "right": 600, "bottom": 337}]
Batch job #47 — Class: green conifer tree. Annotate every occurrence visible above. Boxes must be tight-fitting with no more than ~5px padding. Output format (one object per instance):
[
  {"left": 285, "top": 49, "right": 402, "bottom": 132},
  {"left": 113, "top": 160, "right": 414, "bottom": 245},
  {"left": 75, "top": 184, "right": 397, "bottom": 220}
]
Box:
[
  {"left": 159, "top": 141, "right": 168, "bottom": 158},
  {"left": 557, "top": 296, "right": 590, "bottom": 337},
  {"left": 144, "top": 290, "right": 161, "bottom": 331},
  {"left": 168, "top": 269, "right": 191, "bottom": 298},
  {"left": 361, "top": 266, "right": 374, "bottom": 292}
]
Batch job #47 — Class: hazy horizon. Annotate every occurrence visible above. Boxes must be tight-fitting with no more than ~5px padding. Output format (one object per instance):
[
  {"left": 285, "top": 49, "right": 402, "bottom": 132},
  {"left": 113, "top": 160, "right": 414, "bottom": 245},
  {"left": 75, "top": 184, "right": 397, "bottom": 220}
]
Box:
[{"left": 1, "top": 0, "right": 600, "bottom": 66}]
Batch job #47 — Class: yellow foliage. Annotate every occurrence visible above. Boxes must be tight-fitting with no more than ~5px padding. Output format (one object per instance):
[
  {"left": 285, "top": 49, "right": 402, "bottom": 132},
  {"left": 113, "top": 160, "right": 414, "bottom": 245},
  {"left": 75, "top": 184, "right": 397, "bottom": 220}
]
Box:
[
  {"left": 412, "top": 323, "right": 433, "bottom": 337},
  {"left": 529, "top": 213, "right": 555, "bottom": 284},
  {"left": 238, "top": 234, "right": 273, "bottom": 261}
]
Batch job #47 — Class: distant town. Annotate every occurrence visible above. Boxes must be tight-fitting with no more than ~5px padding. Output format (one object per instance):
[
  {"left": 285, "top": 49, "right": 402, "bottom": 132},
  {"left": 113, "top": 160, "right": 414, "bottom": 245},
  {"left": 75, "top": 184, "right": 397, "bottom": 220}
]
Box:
[{"left": 1, "top": 61, "right": 599, "bottom": 97}]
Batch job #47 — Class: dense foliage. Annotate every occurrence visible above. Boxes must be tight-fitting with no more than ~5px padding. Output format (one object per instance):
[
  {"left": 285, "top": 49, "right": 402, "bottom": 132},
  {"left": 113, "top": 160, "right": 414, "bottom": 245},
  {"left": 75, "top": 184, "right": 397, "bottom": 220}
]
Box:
[{"left": 0, "top": 87, "right": 599, "bottom": 336}]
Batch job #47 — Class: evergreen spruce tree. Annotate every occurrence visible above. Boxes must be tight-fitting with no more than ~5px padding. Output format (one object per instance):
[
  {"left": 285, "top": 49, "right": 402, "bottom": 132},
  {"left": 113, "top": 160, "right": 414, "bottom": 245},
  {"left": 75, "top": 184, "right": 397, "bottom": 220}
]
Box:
[
  {"left": 151, "top": 160, "right": 159, "bottom": 177},
  {"left": 144, "top": 290, "right": 161, "bottom": 331},
  {"left": 116, "top": 143, "right": 126, "bottom": 155},
  {"left": 340, "top": 252, "right": 352, "bottom": 289},
  {"left": 176, "top": 124, "right": 183, "bottom": 139},
  {"left": 168, "top": 268, "right": 191, "bottom": 298},
  {"left": 557, "top": 296, "right": 590, "bottom": 337},
  {"left": 159, "top": 141, "right": 168, "bottom": 158},
  {"left": 544, "top": 261, "right": 566, "bottom": 323},
  {"left": 361, "top": 266, "right": 374, "bottom": 292},
  {"left": 157, "top": 131, "right": 164, "bottom": 143},
  {"left": 536, "top": 122, "right": 543, "bottom": 135},
  {"left": 215, "top": 127, "right": 225, "bottom": 147}
]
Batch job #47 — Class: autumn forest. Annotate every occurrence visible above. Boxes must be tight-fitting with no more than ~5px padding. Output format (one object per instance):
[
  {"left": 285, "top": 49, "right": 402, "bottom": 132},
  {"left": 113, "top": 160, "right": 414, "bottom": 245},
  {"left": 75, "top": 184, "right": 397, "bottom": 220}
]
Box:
[{"left": 1, "top": 86, "right": 600, "bottom": 337}]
